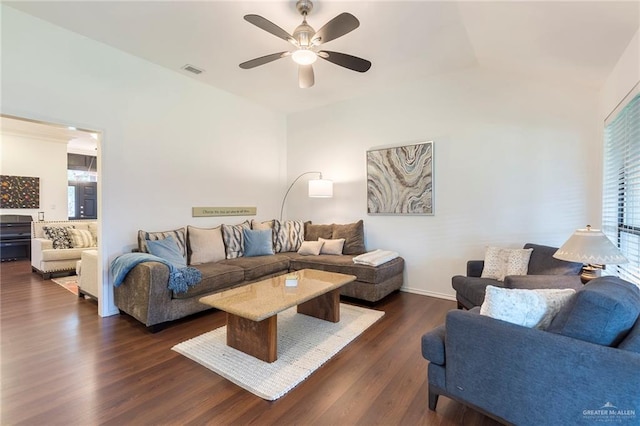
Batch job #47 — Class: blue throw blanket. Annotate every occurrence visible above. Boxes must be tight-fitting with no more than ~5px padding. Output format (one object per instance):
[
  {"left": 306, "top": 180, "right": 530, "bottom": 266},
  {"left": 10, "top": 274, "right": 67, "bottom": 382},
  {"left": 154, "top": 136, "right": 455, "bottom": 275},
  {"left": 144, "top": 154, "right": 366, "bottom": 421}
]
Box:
[{"left": 110, "top": 252, "right": 202, "bottom": 294}]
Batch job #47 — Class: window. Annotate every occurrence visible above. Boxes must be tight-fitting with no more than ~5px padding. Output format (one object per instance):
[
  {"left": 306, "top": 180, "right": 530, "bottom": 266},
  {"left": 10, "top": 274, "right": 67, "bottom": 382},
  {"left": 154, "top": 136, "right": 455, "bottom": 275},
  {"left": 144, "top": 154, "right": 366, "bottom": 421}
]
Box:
[{"left": 602, "top": 91, "right": 640, "bottom": 285}]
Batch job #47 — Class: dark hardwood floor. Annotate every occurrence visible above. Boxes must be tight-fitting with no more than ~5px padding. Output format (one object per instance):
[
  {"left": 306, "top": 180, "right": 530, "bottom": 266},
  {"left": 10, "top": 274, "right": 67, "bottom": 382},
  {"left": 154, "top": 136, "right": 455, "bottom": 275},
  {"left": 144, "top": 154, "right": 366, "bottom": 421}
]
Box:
[{"left": 1, "top": 260, "right": 500, "bottom": 425}]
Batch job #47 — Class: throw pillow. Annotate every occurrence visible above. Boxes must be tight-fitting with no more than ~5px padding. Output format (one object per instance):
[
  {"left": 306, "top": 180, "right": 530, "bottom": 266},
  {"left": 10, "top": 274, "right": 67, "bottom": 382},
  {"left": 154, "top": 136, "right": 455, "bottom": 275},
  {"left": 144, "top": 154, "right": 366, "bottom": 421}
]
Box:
[
  {"left": 243, "top": 228, "right": 274, "bottom": 257},
  {"left": 221, "top": 221, "right": 251, "bottom": 259},
  {"left": 138, "top": 227, "right": 187, "bottom": 258},
  {"left": 251, "top": 219, "right": 273, "bottom": 231},
  {"left": 146, "top": 236, "right": 187, "bottom": 268},
  {"left": 88, "top": 222, "right": 98, "bottom": 245},
  {"left": 319, "top": 238, "right": 345, "bottom": 255},
  {"left": 481, "top": 247, "right": 533, "bottom": 281},
  {"left": 304, "top": 223, "right": 333, "bottom": 241},
  {"left": 332, "top": 220, "right": 366, "bottom": 255},
  {"left": 68, "top": 228, "right": 94, "bottom": 248},
  {"left": 548, "top": 277, "right": 640, "bottom": 346},
  {"left": 480, "top": 285, "right": 576, "bottom": 329},
  {"left": 297, "top": 240, "right": 324, "bottom": 256},
  {"left": 273, "top": 220, "right": 304, "bottom": 253},
  {"left": 43, "top": 226, "right": 74, "bottom": 249},
  {"left": 187, "top": 226, "right": 226, "bottom": 265}
]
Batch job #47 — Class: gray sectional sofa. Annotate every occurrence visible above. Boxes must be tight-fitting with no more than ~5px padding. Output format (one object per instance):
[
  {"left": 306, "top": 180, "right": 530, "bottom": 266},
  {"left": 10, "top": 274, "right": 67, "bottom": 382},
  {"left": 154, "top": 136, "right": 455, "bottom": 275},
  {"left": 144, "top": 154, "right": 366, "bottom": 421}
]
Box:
[{"left": 114, "top": 220, "right": 404, "bottom": 330}]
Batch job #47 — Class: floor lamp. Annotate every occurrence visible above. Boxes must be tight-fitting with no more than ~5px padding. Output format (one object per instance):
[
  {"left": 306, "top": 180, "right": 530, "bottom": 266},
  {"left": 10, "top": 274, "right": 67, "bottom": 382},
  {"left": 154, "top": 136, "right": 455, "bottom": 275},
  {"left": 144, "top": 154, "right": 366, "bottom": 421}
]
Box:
[{"left": 279, "top": 171, "right": 333, "bottom": 221}]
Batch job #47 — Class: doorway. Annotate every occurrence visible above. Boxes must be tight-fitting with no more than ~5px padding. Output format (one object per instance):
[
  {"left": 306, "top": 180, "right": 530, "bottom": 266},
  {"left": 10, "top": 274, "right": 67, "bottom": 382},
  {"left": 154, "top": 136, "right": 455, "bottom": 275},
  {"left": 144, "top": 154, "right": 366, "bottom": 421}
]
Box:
[{"left": 69, "top": 182, "right": 97, "bottom": 220}]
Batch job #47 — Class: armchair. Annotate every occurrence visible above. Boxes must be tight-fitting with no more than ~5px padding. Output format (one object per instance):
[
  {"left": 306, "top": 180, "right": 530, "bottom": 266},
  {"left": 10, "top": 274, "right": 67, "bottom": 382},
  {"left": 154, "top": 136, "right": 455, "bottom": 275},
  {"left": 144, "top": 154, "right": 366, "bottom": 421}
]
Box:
[
  {"left": 452, "top": 243, "right": 582, "bottom": 309},
  {"left": 422, "top": 277, "right": 640, "bottom": 425}
]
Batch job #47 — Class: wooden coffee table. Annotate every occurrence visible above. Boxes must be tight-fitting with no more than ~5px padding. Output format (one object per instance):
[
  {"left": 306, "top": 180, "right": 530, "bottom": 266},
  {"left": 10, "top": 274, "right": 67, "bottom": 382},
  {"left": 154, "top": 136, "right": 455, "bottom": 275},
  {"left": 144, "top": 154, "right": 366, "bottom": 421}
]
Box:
[{"left": 199, "top": 269, "right": 356, "bottom": 363}]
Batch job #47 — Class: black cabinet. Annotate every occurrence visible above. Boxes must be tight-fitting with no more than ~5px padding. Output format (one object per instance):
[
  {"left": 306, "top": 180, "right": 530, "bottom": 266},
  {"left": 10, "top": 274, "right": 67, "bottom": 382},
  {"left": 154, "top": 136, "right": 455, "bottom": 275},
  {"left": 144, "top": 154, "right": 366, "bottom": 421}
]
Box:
[{"left": 0, "top": 215, "right": 32, "bottom": 261}]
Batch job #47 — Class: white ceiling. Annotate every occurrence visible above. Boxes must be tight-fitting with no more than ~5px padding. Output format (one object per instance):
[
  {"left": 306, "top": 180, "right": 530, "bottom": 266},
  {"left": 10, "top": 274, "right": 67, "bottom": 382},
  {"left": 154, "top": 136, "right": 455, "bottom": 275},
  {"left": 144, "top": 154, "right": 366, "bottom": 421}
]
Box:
[
  {"left": 5, "top": 1, "right": 639, "bottom": 114},
  {"left": 1, "top": 116, "right": 98, "bottom": 155}
]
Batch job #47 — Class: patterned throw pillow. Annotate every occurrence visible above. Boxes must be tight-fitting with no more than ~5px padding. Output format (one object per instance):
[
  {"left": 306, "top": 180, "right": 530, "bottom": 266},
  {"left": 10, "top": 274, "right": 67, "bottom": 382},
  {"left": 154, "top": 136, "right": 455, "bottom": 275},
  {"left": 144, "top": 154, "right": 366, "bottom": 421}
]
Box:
[
  {"left": 68, "top": 228, "right": 94, "bottom": 248},
  {"left": 221, "top": 221, "right": 251, "bottom": 259},
  {"left": 273, "top": 220, "right": 304, "bottom": 253},
  {"left": 481, "top": 247, "right": 533, "bottom": 281},
  {"left": 88, "top": 222, "right": 98, "bottom": 245},
  {"left": 480, "top": 285, "right": 576, "bottom": 329},
  {"left": 138, "top": 228, "right": 187, "bottom": 258},
  {"left": 43, "top": 226, "right": 74, "bottom": 249}
]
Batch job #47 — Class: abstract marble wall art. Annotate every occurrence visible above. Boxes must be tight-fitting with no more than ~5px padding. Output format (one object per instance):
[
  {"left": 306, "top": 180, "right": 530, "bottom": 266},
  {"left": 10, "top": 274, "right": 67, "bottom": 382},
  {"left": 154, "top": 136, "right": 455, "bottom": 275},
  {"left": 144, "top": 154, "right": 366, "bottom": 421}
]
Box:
[
  {"left": 0, "top": 175, "right": 40, "bottom": 209},
  {"left": 367, "top": 141, "right": 433, "bottom": 215}
]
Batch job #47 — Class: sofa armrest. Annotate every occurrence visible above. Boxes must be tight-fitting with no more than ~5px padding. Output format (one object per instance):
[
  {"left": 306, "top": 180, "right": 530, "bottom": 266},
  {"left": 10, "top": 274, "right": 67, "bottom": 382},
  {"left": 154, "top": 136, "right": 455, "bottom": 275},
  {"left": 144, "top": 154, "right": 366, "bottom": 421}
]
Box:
[
  {"left": 466, "top": 260, "right": 484, "bottom": 277},
  {"left": 421, "top": 324, "right": 446, "bottom": 365},
  {"left": 443, "top": 309, "right": 640, "bottom": 425},
  {"left": 113, "top": 261, "right": 172, "bottom": 327},
  {"left": 504, "top": 274, "right": 582, "bottom": 290},
  {"left": 31, "top": 237, "right": 53, "bottom": 269}
]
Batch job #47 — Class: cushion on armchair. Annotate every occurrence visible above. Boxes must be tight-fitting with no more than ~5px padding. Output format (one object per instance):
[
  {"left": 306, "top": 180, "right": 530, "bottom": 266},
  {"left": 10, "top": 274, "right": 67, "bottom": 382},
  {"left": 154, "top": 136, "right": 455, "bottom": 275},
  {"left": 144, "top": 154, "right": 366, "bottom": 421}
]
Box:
[
  {"left": 480, "top": 285, "right": 575, "bottom": 329},
  {"left": 548, "top": 277, "right": 640, "bottom": 346},
  {"left": 524, "top": 243, "right": 582, "bottom": 275},
  {"left": 480, "top": 246, "right": 533, "bottom": 281}
]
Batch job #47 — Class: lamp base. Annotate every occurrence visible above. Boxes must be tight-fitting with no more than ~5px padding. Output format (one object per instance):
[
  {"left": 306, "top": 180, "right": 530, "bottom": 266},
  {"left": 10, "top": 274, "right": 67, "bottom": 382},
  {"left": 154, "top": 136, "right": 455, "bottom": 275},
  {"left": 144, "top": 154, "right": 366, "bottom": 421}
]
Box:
[{"left": 580, "top": 265, "right": 602, "bottom": 284}]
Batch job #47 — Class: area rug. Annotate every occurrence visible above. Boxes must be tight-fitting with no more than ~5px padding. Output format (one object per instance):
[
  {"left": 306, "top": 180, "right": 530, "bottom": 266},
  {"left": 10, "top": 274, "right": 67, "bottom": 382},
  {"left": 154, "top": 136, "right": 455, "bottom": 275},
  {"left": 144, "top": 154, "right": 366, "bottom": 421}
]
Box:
[
  {"left": 172, "top": 303, "right": 384, "bottom": 401},
  {"left": 51, "top": 275, "right": 79, "bottom": 296}
]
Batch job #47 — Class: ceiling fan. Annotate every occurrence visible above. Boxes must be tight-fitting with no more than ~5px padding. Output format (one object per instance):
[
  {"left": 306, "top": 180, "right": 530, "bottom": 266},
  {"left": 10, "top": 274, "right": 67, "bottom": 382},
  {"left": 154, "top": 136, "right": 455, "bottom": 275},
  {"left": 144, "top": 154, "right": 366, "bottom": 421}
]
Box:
[{"left": 239, "top": 0, "right": 371, "bottom": 88}]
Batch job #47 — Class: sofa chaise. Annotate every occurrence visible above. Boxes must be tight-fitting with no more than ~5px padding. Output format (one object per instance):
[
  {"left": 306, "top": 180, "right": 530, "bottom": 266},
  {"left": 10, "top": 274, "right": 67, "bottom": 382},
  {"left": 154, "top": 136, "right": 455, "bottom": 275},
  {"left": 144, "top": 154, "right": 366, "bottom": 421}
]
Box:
[
  {"left": 114, "top": 220, "right": 404, "bottom": 330},
  {"left": 31, "top": 220, "right": 98, "bottom": 279},
  {"left": 422, "top": 276, "right": 640, "bottom": 425}
]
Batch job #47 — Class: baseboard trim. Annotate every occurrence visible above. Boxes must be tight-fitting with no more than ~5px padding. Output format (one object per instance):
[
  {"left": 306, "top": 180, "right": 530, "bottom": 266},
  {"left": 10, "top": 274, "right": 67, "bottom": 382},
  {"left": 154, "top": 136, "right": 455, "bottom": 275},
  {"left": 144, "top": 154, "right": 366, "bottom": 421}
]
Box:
[{"left": 400, "top": 287, "right": 456, "bottom": 302}]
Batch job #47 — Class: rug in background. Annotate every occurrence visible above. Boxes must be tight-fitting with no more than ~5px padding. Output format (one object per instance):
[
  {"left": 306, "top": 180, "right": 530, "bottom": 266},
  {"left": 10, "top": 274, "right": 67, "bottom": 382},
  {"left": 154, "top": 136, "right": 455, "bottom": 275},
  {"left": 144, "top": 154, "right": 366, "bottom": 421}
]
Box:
[
  {"left": 172, "top": 303, "right": 384, "bottom": 401},
  {"left": 51, "top": 275, "right": 79, "bottom": 296}
]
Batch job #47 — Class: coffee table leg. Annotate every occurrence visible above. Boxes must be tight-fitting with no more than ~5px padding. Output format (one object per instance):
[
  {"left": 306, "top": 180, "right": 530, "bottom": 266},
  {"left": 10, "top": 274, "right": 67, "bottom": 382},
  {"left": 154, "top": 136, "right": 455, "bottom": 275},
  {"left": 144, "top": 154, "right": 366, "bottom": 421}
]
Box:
[
  {"left": 226, "top": 313, "right": 277, "bottom": 363},
  {"left": 297, "top": 288, "right": 340, "bottom": 322}
]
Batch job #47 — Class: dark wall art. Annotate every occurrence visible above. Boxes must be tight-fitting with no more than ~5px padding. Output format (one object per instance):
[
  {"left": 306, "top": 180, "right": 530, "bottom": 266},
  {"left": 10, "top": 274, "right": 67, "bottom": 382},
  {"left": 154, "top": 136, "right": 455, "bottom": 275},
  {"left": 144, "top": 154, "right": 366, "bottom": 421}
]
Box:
[
  {"left": 0, "top": 175, "right": 40, "bottom": 209},
  {"left": 367, "top": 141, "right": 433, "bottom": 215}
]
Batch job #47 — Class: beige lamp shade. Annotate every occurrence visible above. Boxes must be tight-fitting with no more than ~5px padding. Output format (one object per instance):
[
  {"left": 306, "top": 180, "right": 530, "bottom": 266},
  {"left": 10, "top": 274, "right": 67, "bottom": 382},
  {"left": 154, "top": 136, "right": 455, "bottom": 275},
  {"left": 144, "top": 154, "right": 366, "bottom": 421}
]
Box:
[
  {"left": 308, "top": 179, "right": 333, "bottom": 198},
  {"left": 553, "top": 227, "right": 628, "bottom": 265}
]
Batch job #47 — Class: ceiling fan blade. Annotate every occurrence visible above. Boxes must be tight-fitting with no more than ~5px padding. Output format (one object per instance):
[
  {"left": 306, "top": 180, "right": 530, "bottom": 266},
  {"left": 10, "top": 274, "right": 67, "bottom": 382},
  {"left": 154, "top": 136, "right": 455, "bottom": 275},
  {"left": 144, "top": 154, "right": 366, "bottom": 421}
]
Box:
[
  {"left": 311, "top": 13, "right": 360, "bottom": 45},
  {"left": 318, "top": 50, "right": 371, "bottom": 73},
  {"left": 239, "top": 52, "right": 290, "bottom": 69},
  {"left": 299, "top": 65, "right": 314, "bottom": 88},
  {"left": 244, "top": 14, "right": 298, "bottom": 47}
]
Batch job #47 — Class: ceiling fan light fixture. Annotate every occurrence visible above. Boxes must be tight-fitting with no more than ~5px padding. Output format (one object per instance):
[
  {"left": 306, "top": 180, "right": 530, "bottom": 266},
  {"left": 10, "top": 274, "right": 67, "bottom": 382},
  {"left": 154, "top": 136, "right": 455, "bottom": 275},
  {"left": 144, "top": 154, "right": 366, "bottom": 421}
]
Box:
[{"left": 292, "top": 49, "right": 317, "bottom": 65}]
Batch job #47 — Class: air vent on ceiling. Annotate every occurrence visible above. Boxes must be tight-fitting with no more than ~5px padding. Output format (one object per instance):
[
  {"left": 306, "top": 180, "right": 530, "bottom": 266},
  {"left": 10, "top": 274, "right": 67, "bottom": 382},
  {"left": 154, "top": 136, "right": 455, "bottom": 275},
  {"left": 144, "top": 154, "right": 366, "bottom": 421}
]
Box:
[{"left": 182, "top": 64, "right": 205, "bottom": 75}]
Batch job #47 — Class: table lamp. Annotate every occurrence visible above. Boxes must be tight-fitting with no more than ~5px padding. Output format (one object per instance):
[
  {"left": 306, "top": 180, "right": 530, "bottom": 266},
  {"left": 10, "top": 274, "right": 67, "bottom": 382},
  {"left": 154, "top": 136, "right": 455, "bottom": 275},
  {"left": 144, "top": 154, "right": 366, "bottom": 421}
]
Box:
[{"left": 553, "top": 225, "right": 628, "bottom": 283}]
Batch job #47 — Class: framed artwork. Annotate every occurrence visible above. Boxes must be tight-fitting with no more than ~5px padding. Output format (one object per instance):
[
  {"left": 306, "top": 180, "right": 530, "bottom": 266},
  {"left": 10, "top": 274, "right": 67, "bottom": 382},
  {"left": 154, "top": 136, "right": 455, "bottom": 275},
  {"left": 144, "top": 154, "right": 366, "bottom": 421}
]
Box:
[
  {"left": 0, "top": 175, "right": 40, "bottom": 209},
  {"left": 367, "top": 141, "right": 433, "bottom": 215}
]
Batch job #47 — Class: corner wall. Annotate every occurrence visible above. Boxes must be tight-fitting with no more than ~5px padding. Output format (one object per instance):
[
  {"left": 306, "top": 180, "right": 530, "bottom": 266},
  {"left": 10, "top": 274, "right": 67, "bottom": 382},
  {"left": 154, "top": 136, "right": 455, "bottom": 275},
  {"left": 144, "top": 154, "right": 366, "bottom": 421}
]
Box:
[
  {"left": 600, "top": 29, "right": 639, "bottom": 120},
  {"left": 1, "top": 5, "right": 287, "bottom": 316},
  {"left": 286, "top": 67, "right": 601, "bottom": 299}
]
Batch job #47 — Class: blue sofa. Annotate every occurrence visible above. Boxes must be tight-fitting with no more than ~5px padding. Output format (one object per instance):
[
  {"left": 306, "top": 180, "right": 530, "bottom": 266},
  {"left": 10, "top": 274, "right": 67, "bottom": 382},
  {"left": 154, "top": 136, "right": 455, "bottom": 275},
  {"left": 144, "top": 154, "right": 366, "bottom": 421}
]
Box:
[
  {"left": 422, "top": 276, "right": 640, "bottom": 425},
  {"left": 452, "top": 243, "right": 583, "bottom": 309}
]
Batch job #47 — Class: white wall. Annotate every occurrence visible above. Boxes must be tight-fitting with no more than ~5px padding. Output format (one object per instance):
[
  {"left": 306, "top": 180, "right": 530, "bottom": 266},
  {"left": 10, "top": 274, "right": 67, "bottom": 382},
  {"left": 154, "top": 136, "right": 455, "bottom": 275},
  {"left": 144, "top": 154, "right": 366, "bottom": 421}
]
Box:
[
  {"left": 1, "top": 5, "right": 287, "bottom": 316},
  {"left": 0, "top": 133, "right": 68, "bottom": 220},
  {"left": 287, "top": 67, "right": 601, "bottom": 299}
]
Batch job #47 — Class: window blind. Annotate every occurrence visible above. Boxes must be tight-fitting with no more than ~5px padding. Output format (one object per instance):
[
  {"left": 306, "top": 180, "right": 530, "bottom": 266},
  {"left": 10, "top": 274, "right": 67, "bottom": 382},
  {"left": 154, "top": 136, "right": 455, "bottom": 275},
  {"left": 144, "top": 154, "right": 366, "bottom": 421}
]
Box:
[{"left": 602, "top": 91, "right": 640, "bottom": 285}]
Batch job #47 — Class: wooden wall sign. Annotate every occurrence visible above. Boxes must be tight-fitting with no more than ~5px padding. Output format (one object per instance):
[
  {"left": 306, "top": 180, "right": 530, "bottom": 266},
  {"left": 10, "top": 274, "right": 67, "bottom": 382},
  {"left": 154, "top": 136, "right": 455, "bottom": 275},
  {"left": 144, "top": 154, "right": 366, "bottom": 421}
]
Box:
[{"left": 192, "top": 207, "right": 257, "bottom": 217}]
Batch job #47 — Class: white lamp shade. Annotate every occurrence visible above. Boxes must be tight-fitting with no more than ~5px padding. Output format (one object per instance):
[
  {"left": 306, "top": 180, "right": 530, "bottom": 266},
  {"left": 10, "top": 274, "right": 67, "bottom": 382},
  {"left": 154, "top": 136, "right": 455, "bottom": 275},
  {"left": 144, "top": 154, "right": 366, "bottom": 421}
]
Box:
[
  {"left": 308, "top": 179, "right": 333, "bottom": 198},
  {"left": 553, "top": 228, "right": 628, "bottom": 265}
]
